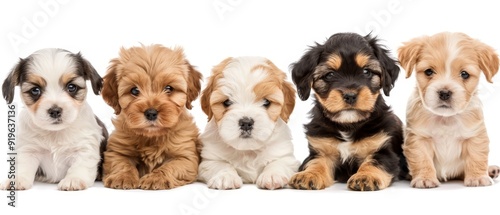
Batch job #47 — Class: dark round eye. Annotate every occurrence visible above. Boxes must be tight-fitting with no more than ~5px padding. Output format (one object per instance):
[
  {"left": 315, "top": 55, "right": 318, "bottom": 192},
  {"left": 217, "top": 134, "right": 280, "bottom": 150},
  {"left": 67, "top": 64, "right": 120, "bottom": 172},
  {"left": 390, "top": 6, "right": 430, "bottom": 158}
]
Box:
[
  {"left": 67, "top": 84, "right": 78, "bottom": 93},
  {"left": 424, "top": 69, "right": 434, "bottom": 76},
  {"left": 223, "top": 99, "right": 233, "bottom": 108},
  {"left": 460, "top": 71, "right": 470, "bottom": 79},
  {"left": 131, "top": 87, "right": 140, "bottom": 96},
  {"left": 363, "top": 69, "right": 373, "bottom": 78},
  {"left": 164, "top": 85, "right": 174, "bottom": 93},
  {"left": 30, "top": 87, "right": 41, "bottom": 96},
  {"left": 263, "top": 99, "right": 271, "bottom": 108},
  {"left": 323, "top": 72, "right": 335, "bottom": 82}
]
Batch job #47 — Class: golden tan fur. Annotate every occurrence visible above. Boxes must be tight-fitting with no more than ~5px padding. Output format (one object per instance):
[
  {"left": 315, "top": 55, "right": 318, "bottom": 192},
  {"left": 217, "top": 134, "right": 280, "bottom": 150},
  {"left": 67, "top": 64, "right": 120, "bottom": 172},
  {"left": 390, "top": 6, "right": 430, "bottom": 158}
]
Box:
[
  {"left": 101, "top": 44, "right": 202, "bottom": 190},
  {"left": 399, "top": 32, "right": 500, "bottom": 188}
]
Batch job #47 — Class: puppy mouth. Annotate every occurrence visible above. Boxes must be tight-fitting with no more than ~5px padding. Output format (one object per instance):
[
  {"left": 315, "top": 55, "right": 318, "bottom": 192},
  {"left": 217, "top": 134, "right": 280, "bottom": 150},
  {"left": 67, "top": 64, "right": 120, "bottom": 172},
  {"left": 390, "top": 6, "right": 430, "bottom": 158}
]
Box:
[
  {"left": 240, "top": 131, "right": 252, "bottom": 139},
  {"left": 437, "top": 104, "right": 451, "bottom": 109},
  {"left": 51, "top": 118, "right": 63, "bottom": 125}
]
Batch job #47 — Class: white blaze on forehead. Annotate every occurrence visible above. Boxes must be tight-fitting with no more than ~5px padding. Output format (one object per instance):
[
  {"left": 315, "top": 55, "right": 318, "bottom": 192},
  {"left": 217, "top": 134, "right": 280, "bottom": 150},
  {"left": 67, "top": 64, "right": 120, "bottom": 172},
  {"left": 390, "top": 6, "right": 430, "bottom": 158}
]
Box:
[
  {"left": 217, "top": 57, "right": 270, "bottom": 103},
  {"left": 28, "top": 49, "right": 78, "bottom": 98},
  {"left": 445, "top": 35, "right": 461, "bottom": 78}
]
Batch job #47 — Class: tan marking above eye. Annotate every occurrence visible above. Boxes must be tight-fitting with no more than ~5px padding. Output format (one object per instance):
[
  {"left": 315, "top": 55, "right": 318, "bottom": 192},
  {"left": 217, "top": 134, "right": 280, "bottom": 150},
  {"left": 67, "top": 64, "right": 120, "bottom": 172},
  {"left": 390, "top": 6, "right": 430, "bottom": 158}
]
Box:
[
  {"left": 326, "top": 54, "right": 342, "bottom": 71},
  {"left": 355, "top": 54, "right": 371, "bottom": 68}
]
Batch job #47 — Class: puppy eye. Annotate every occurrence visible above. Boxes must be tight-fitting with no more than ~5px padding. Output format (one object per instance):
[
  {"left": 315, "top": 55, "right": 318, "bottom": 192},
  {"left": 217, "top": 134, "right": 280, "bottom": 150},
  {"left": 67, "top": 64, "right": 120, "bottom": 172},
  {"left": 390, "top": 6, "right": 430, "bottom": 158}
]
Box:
[
  {"left": 323, "top": 72, "right": 335, "bottom": 82},
  {"left": 363, "top": 69, "right": 373, "bottom": 78},
  {"left": 30, "top": 87, "right": 41, "bottom": 96},
  {"left": 424, "top": 69, "right": 434, "bottom": 76},
  {"left": 223, "top": 99, "right": 233, "bottom": 108},
  {"left": 131, "top": 87, "right": 140, "bottom": 96},
  {"left": 263, "top": 99, "right": 271, "bottom": 108},
  {"left": 460, "top": 71, "right": 470, "bottom": 79},
  {"left": 164, "top": 85, "right": 174, "bottom": 93},
  {"left": 66, "top": 84, "right": 78, "bottom": 93}
]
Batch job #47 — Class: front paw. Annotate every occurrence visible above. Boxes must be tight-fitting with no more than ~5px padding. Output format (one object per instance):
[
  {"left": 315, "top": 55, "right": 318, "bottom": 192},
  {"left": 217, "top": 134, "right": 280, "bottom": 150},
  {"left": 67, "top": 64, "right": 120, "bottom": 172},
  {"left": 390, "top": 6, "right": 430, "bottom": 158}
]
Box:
[
  {"left": 289, "top": 171, "right": 331, "bottom": 190},
  {"left": 348, "top": 172, "right": 391, "bottom": 191},
  {"left": 488, "top": 166, "right": 500, "bottom": 179},
  {"left": 58, "top": 177, "right": 88, "bottom": 191},
  {"left": 1, "top": 177, "right": 33, "bottom": 190},
  {"left": 410, "top": 176, "right": 440, "bottom": 188},
  {"left": 139, "top": 172, "right": 183, "bottom": 190},
  {"left": 464, "top": 175, "right": 493, "bottom": 187},
  {"left": 206, "top": 172, "right": 243, "bottom": 190},
  {"left": 256, "top": 172, "right": 289, "bottom": 190},
  {"left": 103, "top": 173, "right": 139, "bottom": 189}
]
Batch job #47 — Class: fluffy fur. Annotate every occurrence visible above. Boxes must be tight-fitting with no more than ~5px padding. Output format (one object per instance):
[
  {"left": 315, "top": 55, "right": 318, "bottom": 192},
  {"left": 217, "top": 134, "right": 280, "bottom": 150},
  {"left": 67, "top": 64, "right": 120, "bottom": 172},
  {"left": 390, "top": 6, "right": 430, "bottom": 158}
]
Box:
[
  {"left": 399, "top": 32, "right": 500, "bottom": 188},
  {"left": 101, "top": 44, "right": 202, "bottom": 190},
  {"left": 289, "top": 33, "right": 407, "bottom": 191},
  {"left": 198, "top": 57, "right": 300, "bottom": 190},
  {"left": 0, "top": 48, "right": 108, "bottom": 191}
]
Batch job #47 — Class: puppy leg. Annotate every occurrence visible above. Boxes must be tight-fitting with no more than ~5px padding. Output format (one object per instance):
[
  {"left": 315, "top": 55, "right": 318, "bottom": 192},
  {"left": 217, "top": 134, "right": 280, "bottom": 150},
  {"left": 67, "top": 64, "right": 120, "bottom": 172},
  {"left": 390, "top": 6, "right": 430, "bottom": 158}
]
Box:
[
  {"left": 58, "top": 150, "right": 99, "bottom": 191},
  {"left": 404, "top": 132, "right": 440, "bottom": 188},
  {"left": 139, "top": 150, "right": 199, "bottom": 190},
  {"left": 347, "top": 156, "right": 394, "bottom": 191},
  {"left": 256, "top": 156, "right": 300, "bottom": 190},
  {"left": 289, "top": 157, "right": 335, "bottom": 190},
  {"left": 0, "top": 152, "right": 40, "bottom": 190},
  {"left": 103, "top": 151, "right": 140, "bottom": 189},
  {"left": 198, "top": 160, "right": 242, "bottom": 190},
  {"left": 463, "top": 134, "right": 492, "bottom": 186}
]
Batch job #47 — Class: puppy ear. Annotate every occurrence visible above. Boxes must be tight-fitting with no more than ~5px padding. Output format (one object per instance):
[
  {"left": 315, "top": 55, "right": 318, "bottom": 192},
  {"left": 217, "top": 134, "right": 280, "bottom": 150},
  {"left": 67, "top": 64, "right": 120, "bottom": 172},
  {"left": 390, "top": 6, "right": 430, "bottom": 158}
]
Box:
[
  {"left": 185, "top": 61, "right": 202, "bottom": 110},
  {"left": 2, "top": 58, "right": 27, "bottom": 104},
  {"left": 102, "top": 59, "right": 121, "bottom": 114},
  {"left": 366, "top": 35, "right": 401, "bottom": 96},
  {"left": 201, "top": 57, "right": 232, "bottom": 120},
  {"left": 290, "top": 44, "right": 324, "bottom": 101},
  {"left": 398, "top": 37, "right": 424, "bottom": 79},
  {"left": 74, "top": 52, "right": 103, "bottom": 95},
  {"left": 280, "top": 80, "right": 296, "bottom": 122},
  {"left": 475, "top": 41, "right": 499, "bottom": 83}
]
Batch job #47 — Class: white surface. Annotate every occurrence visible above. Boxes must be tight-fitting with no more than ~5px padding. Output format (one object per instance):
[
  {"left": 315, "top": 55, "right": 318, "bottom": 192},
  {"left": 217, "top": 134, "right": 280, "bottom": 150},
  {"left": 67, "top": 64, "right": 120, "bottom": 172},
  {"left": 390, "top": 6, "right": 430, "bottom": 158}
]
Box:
[{"left": 1, "top": 0, "right": 499, "bottom": 214}]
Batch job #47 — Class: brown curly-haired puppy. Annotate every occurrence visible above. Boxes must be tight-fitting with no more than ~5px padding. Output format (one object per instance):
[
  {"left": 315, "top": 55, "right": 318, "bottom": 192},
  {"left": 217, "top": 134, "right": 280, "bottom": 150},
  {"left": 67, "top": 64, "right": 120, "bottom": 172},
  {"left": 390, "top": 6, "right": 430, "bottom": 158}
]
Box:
[{"left": 101, "top": 44, "right": 202, "bottom": 190}]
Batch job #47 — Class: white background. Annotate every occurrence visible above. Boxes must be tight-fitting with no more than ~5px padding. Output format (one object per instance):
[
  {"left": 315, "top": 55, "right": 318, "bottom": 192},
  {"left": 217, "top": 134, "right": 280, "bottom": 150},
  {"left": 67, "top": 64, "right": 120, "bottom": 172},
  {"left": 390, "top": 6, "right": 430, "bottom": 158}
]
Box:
[{"left": 1, "top": 0, "right": 499, "bottom": 214}]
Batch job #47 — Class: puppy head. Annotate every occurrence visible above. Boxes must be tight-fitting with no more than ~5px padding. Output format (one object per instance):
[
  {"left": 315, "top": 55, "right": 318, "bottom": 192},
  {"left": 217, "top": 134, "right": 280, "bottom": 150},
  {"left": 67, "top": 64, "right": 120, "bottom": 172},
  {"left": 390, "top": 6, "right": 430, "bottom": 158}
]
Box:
[
  {"left": 291, "top": 33, "right": 400, "bottom": 123},
  {"left": 201, "top": 57, "right": 295, "bottom": 150},
  {"left": 1, "top": 48, "right": 103, "bottom": 131},
  {"left": 102, "top": 44, "right": 202, "bottom": 137},
  {"left": 398, "top": 32, "right": 499, "bottom": 116}
]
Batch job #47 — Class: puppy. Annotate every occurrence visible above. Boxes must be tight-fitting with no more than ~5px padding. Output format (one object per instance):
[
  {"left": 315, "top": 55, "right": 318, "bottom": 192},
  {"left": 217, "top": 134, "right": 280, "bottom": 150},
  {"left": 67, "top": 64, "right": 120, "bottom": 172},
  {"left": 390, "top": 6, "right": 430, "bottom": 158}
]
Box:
[
  {"left": 289, "top": 33, "right": 407, "bottom": 191},
  {"left": 198, "top": 57, "right": 300, "bottom": 190},
  {"left": 101, "top": 44, "right": 202, "bottom": 190},
  {"left": 398, "top": 32, "right": 500, "bottom": 188},
  {"left": 0, "top": 48, "right": 108, "bottom": 191}
]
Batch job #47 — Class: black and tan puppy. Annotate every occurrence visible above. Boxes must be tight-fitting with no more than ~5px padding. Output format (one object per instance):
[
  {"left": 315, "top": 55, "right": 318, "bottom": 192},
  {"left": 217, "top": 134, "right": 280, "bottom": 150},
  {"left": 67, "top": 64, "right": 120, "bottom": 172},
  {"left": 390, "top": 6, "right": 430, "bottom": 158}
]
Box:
[{"left": 289, "top": 33, "right": 407, "bottom": 191}]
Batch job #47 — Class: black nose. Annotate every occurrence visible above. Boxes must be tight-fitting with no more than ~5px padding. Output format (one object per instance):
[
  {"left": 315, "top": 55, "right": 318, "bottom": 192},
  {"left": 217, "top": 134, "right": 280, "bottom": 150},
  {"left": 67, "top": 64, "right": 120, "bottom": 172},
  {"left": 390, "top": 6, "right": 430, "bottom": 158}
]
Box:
[
  {"left": 438, "top": 90, "right": 452, "bottom": 101},
  {"left": 343, "top": 93, "right": 357, "bottom": 105},
  {"left": 144, "top": 108, "right": 158, "bottom": 121},
  {"left": 239, "top": 117, "right": 254, "bottom": 131},
  {"left": 48, "top": 106, "right": 62, "bottom": 119}
]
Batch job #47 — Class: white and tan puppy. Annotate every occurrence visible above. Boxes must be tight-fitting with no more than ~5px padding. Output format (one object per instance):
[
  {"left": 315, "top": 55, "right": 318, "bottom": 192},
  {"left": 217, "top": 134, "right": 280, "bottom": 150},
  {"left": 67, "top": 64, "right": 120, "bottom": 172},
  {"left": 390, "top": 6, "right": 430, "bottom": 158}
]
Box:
[
  {"left": 198, "top": 57, "right": 300, "bottom": 190},
  {"left": 399, "top": 32, "right": 500, "bottom": 188},
  {"left": 1, "top": 48, "right": 108, "bottom": 191}
]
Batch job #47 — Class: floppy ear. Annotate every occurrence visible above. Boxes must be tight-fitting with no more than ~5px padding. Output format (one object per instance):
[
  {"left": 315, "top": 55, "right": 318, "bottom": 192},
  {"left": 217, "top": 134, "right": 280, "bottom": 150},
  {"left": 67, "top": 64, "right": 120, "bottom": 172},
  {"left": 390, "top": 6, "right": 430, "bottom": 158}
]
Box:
[
  {"left": 280, "top": 80, "right": 296, "bottom": 122},
  {"left": 101, "top": 59, "right": 121, "bottom": 114},
  {"left": 366, "top": 35, "right": 401, "bottom": 96},
  {"left": 185, "top": 61, "right": 203, "bottom": 110},
  {"left": 290, "top": 44, "right": 324, "bottom": 101},
  {"left": 474, "top": 41, "right": 499, "bottom": 83},
  {"left": 200, "top": 57, "right": 232, "bottom": 121},
  {"left": 398, "top": 37, "right": 424, "bottom": 79},
  {"left": 73, "top": 52, "right": 103, "bottom": 95},
  {"left": 2, "top": 58, "right": 27, "bottom": 104}
]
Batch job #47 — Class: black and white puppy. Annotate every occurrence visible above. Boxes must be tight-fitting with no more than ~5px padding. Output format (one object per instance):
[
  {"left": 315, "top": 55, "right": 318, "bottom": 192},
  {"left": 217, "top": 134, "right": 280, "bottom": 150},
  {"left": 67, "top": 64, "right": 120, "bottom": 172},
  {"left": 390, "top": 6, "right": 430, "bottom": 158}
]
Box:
[
  {"left": 1, "top": 48, "right": 108, "bottom": 191},
  {"left": 289, "top": 33, "right": 407, "bottom": 191}
]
